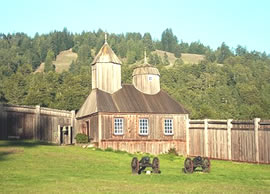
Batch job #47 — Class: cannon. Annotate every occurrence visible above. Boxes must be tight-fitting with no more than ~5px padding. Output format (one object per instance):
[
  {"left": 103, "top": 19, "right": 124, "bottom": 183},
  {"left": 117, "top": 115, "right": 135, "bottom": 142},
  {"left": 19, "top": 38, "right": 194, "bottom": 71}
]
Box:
[
  {"left": 183, "top": 156, "right": 210, "bottom": 173},
  {"left": 131, "top": 156, "right": 161, "bottom": 174}
]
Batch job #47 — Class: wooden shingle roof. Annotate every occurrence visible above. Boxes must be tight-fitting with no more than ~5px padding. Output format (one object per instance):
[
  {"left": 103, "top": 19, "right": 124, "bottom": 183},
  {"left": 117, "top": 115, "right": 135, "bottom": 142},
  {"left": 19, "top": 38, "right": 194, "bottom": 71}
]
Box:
[
  {"left": 132, "top": 66, "right": 160, "bottom": 76},
  {"left": 91, "top": 43, "right": 122, "bottom": 65},
  {"left": 132, "top": 51, "right": 160, "bottom": 76},
  {"left": 76, "top": 84, "right": 189, "bottom": 118}
]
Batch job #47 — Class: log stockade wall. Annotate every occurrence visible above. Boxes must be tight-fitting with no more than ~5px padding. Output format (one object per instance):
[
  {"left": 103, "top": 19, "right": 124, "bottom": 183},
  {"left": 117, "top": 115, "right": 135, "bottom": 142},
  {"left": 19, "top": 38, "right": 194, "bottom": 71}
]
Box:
[
  {"left": 0, "top": 104, "right": 75, "bottom": 143},
  {"left": 187, "top": 119, "right": 270, "bottom": 164}
]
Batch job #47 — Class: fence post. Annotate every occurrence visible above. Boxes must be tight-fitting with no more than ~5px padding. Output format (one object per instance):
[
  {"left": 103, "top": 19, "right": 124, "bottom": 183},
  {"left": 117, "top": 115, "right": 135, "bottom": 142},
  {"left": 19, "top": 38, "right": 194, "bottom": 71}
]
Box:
[
  {"left": 204, "top": 119, "right": 208, "bottom": 157},
  {"left": 57, "top": 125, "right": 61, "bottom": 145},
  {"left": 227, "top": 119, "right": 233, "bottom": 160},
  {"left": 254, "top": 118, "right": 260, "bottom": 163},
  {"left": 35, "top": 105, "right": 41, "bottom": 140},
  {"left": 71, "top": 110, "right": 76, "bottom": 143},
  {"left": 186, "top": 116, "right": 190, "bottom": 156},
  {"left": 68, "top": 125, "right": 72, "bottom": 144}
]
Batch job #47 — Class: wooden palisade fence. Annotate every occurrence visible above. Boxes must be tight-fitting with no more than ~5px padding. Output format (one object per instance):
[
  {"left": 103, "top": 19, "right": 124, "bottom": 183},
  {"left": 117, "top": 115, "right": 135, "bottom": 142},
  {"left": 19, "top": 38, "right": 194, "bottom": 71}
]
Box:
[
  {"left": 0, "top": 104, "right": 75, "bottom": 144},
  {"left": 1, "top": 103, "right": 269, "bottom": 164},
  {"left": 186, "top": 119, "right": 270, "bottom": 164}
]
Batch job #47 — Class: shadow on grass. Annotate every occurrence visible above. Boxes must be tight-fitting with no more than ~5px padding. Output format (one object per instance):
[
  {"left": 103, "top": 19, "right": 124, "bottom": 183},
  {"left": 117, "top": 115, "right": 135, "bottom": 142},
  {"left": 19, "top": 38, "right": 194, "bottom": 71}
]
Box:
[
  {"left": 0, "top": 140, "right": 54, "bottom": 161},
  {"left": 0, "top": 148, "right": 24, "bottom": 161},
  {"left": 0, "top": 140, "right": 53, "bottom": 148},
  {"left": 0, "top": 151, "right": 13, "bottom": 161}
]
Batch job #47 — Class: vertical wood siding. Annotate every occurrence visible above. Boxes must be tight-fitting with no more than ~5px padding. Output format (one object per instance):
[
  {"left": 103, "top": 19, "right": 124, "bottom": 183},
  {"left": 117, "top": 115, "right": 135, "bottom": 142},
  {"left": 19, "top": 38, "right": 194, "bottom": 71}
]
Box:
[
  {"left": 132, "top": 74, "right": 160, "bottom": 95},
  {"left": 188, "top": 119, "right": 270, "bottom": 164},
  {"left": 95, "top": 113, "right": 187, "bottom": 155},
  {"left": 0, "top": 105, "right": 73, "bottom": 143},
  {"left": 95, "top": 63, "right": 121, "bottom": 94}
]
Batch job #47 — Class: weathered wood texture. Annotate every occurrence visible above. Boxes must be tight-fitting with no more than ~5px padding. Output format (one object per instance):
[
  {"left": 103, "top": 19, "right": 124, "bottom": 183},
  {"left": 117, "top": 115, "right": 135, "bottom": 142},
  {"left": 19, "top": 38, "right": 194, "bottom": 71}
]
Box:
[
  {"left": 93, "top": 62, "right": 121, "bottom": 94},
  {"left": 76, "top": 114, "right": 99, "bottom": 143},
  {"left": 259, "top": 120, "right": 270, "bottom": 163},
  {"left": 189, "top": 123, "right": 204, "bottom": 156},
  {"left": 208, "top": 122, "right": 228, "bottom": 160},
  {"left": 132, "top": 72, "right": 160, "bottom": 95},
  {"left": 132, "top": 65, "right": 160, "bottom": 94},
  {"left": 77, "top": 113, "right": 188, "bottom": 155},
  {"left": 231, "top": 120, "right": 256, "bottom": 162},
  {"left": 188, "top": 119, "right": 270, "bottom": 164},
  {"left": 91, "top": 42, "right": 122, "bottom": 94},
  {"left": 100, "top": 113, "right": 186, "bottom": 140},
  {"left": 0, "top": 104, "right": 73, "bottom": 143},
  {"left": 101, "top": 140, "right": 186, "bottom": 155}
]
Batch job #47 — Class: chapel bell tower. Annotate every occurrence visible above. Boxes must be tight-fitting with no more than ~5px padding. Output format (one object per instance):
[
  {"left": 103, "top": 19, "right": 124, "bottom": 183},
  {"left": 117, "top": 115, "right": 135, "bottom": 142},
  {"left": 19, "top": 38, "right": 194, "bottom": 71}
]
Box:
[{"left": 91, "top": 34, "right": 122, "bottom": 94}]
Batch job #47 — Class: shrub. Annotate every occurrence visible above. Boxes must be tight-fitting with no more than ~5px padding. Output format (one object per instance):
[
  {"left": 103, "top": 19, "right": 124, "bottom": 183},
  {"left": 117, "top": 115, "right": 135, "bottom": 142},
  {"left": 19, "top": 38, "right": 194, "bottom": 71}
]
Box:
[
  {"left": 167, "top": 148, "right": 178, "bottom": 156},
  {"left": 105, "top": 147, "right": 114, "bottom": 152},
  {"left": 75, "top": 133, "right": 89, "bottom": 143},
  {"left": 114, "top": 150, "right": 128, "bottom": 154}
]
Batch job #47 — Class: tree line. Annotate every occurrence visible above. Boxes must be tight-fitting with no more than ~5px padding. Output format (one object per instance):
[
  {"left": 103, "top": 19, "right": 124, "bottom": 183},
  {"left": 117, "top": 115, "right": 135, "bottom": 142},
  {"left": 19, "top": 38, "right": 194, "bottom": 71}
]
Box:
[{"left": 0, "top": 28, "right": 270, "bottom": 119}]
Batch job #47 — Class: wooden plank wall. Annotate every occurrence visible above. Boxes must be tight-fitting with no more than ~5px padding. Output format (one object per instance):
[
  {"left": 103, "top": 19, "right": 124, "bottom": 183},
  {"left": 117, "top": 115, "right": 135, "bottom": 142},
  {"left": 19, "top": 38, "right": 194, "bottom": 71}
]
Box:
[
  {"left": 0, "top": 104, "right": 73, "bottom": 143},
  {"left": 101, "top": 140, "right": 186, "bottom": 155},
  {"left": 100, "top": 113, "right": 187, "bottom": 140},
  {"left": 95, "top": 63, "right": 121, "bottom": 94},
  {"left": 188, "top": 119, "right": 270, "bottom": 164},
  {"left": 208, "top": 121, "right": 228, "bottom": 160},
  {"left": 89, "top": 115, "right": 98, "bottom": 142},
  {"left": 99, "top": 113, "right": 187, "bottom": 155},
  {"left": 189, "top": 121, "right": 204, "bottom": 157},
  {"left": 259, "top": 120, "right": 270, "bottom": 163},
  {"left": 231, "top": 120, "right": 256, "bottom": 162}
]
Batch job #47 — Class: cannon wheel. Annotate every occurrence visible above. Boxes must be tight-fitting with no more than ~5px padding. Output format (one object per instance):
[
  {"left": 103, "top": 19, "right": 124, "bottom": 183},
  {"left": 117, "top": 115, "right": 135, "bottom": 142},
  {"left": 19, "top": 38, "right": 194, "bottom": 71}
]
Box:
[
  {"left": 202, "top": 157, "right": 211, "bottom": 173},
  {"left": 152, "top": 157, "right": 160, "bottom": 173},
  {"left": 184, "top": 157, "right": 194, "bottom": 173},
  {"left": 131, "top": 157, "right": 139, "bottom": 174}
]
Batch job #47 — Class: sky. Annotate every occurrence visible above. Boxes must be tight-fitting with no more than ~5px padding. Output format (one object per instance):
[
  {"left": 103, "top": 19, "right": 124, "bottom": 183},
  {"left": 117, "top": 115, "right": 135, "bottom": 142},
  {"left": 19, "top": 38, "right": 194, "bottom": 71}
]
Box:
[{"left": 1, "top": 0, "right": 270, "bottom": 53}]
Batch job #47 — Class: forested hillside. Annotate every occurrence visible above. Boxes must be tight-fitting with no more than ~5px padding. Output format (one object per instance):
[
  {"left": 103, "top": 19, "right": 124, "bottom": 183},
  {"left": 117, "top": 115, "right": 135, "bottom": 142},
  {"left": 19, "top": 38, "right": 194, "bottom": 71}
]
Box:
[{"left": 0, "top": 28, "right": 270, "bottom": 119}]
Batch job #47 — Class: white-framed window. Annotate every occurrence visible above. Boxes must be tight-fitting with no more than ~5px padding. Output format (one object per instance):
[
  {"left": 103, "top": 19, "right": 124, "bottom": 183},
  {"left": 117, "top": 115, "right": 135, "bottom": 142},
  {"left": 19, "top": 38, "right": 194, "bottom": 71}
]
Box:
[
  {"left": 164, "top": 119, "right": 173, "bottom": 135},
  {"left": 114, "top": 118, "right": 124, "bottom": 135},
  {"left": 139, "top": 118, "right": 149, "bottom": 135}
]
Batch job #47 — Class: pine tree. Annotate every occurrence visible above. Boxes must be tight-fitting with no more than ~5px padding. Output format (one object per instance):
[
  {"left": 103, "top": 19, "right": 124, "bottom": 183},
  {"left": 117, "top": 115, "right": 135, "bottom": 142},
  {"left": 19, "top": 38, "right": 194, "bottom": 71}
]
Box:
[{"left": 44, "top": 49, "right": 55, "bottom": 72}]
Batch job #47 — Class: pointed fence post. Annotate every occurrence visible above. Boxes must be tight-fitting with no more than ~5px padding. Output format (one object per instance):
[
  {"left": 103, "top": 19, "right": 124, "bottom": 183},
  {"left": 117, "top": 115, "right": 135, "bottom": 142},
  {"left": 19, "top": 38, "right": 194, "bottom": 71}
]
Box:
[{"left": 254, "top": 118, "right": 260, "bottom": 163}]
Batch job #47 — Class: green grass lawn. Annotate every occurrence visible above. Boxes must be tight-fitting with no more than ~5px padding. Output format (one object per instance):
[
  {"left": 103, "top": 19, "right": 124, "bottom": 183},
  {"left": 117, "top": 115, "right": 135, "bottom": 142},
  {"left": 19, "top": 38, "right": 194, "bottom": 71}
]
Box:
[{"left": 0, "top": 141, "right": 269, "bottom": 193}]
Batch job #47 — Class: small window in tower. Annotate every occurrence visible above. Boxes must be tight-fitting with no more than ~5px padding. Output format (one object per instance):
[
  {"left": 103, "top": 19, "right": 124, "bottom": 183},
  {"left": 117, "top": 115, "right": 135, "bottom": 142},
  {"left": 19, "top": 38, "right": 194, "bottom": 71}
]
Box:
[{"left": 148, "top": 75, "right": 153, "bottom": 81}]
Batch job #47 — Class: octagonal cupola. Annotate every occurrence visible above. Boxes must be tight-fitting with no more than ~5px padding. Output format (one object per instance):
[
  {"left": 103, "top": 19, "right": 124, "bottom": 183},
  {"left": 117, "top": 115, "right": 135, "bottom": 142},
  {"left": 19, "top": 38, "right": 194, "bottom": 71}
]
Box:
[{"left": 132, "top": 51, "right": 160, "bottom": 95}]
